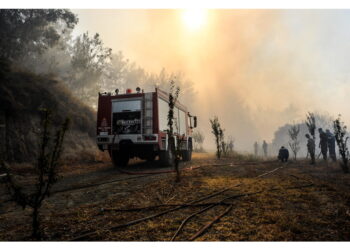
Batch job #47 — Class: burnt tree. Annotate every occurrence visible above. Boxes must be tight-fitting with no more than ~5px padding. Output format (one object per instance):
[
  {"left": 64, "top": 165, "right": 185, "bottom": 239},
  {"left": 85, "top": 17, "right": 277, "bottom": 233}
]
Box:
[
  {"left": 1, "top": 109, "right": 69, "bottom": 239},
  {"left": 210, "top": 116, "right": 224, "bottom": 159},
  {"left": 333, "top": 115, "right": 349, "bottom": 173},
  {"left": 288, "top": 124, "right": 300, "bottom": 160},
  {"left": 167, "top": 80, "right": 181, "bottom": 182}
]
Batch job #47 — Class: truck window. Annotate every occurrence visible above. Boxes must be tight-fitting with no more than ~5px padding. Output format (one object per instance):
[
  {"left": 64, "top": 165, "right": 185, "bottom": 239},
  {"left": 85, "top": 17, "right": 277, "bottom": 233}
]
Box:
[
  {"left": 112, "top": 100, "right": 142, "bottom": 134},
  {"left": 112, "top": 100, "right": 141, "bottom": 112}
]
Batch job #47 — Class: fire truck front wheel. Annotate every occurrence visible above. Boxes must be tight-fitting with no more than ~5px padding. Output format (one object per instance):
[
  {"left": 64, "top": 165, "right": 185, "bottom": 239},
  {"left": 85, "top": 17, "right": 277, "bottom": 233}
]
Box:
[{"left": 111, "top": 150, "right": 129, "bottom": 167}]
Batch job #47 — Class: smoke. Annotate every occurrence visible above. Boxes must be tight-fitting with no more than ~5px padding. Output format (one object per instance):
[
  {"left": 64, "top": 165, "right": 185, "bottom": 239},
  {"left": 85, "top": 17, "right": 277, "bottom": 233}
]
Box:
[{"left": 73, "top": 9, "right": 350, "bottom": 151}]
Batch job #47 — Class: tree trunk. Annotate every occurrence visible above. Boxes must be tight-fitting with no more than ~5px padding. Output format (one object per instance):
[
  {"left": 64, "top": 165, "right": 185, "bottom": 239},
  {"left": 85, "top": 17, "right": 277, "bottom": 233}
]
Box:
[
  {"left": 342, "top": 158, "right": 349, "bottom": 173},
  {"left": 32, "top": 206, "right": 41, "bottom": 240}
]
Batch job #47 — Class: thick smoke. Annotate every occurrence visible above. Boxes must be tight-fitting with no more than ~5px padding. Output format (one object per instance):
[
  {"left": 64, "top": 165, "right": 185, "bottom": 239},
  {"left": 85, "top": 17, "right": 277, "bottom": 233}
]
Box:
[{"left": 74, "top": 9, "right": 350, "bottom": 151}]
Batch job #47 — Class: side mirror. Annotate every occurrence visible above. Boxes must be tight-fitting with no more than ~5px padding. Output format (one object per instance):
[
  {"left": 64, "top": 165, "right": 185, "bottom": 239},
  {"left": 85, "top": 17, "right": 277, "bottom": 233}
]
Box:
[{"left": 193, "top": 116, "right": 197, "bottom": 128}]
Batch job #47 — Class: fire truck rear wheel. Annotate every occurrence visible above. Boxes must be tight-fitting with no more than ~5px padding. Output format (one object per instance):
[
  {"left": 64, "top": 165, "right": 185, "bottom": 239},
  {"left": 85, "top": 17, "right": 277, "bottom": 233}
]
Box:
[
  {"left": 159, "top": 145, "right": 174, "bottom": 166},
  {"left": 146, "top": 154, "right": 156, "bottom": 162},
  {"left": 111, "top": 151, "right": 129, "bottom": 167}
]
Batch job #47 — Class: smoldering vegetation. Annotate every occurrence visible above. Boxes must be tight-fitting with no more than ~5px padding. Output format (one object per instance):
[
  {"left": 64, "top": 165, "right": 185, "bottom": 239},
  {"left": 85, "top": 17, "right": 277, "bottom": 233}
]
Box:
[
  {"left": 0, "top": 60, "right": 97, "bottom": 162},
  {"left": 1, "top": 9, "right": 350, "bottom": 162},
  {"left": 1, "top": 9, "right": 350, "bottom": 241},
  {"left": 88, "top": 9, "right": 350, "bottom": 151},
  {"left": 269, "top": 112, "right": 335, "bottom": 158},
  {"left": 0, "top": 9, "right": 195, "bottom": 163}
]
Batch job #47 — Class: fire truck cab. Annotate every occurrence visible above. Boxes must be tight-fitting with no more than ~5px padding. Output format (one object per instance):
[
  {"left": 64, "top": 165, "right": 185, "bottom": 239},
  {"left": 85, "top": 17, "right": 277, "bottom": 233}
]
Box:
[{"left": 96, "top": 88, "right": 197, "bottom": 167}]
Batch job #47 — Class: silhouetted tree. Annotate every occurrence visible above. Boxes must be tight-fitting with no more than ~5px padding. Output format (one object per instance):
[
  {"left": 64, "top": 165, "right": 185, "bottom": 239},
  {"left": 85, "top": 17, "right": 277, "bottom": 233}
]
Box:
[
  {"left": 0, "top": 9, "right": 77, "bottom": 61},
  {"left": 69, "top": 32, "right": 112, "bottom": 105},
  {"left": 306, "top": 112, "right": 316, "bottom": 159},
  {"left": 167, "top": 80, "right": 181, "bottom": 182},
  {"left": 210, "top": 116, "right": 224, "bottom": 159},
  {"left": 333, "top": 115, "right": 349, "bottom": 173},
  {"left": 288, "top": 124, "right": 300, "bottom": 160},
  {"left": 1, "top": 109, "right": 69, "bottom": 239}
]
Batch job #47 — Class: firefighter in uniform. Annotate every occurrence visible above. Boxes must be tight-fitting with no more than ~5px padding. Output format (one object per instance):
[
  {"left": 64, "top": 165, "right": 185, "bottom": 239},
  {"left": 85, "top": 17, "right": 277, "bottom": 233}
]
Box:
[
  {"left": 305, "top": 134, "right": 315, "bottom": 165},
  {"left": 278, "top": 146, "right": 289, "bottom": 162},
  {"left": 262, "top": 140, "right": 268, "bottom": 158},
  {"left": 254, "top": 142, "right": 258, "bottom": 156},
  {"left": 326, "top": 129, "right": 336, "bottom": 162},
  {"left": 318, "top": 128, "right": 328, "bottom": 161}
]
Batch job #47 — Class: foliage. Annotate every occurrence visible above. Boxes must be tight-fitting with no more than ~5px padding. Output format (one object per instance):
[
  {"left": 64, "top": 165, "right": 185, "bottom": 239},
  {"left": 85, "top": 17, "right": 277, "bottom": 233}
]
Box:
[
  {"left": 167, "top": 80, "right": 181, "bottom": 182},
  {"left": 288, "top": 124, "right": 300, "bottom": 160},
  {"left": 210, "top": 116, "right": 224, "bottom": 159},
  {"left": 0, "top": 9, "right": 77, "bottom": 61},
  {"left": 192, "top": 130, "right": 205, "bottom": 152},
  {"left": 333, "top": 115, "right": 349, "bottom": 173},
  {"left": 1, "top": 109, "right": 69, "bottom": 239},
  {"left": 69, "top": 32, "right": 112, "bottom": 105},
  {"left": 0, "top": 10, "right": 196, "bottom": 109}
]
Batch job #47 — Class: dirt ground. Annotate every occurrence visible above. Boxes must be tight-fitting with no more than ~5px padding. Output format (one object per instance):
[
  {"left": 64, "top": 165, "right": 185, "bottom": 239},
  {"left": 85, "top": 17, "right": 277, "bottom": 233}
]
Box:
[{"left": 1, "top": 152, "right": 350, "bottom": 241}]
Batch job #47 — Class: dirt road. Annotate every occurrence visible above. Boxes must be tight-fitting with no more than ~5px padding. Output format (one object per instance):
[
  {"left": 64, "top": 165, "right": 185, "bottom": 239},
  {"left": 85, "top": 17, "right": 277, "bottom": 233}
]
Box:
[{"left": 1, "top": 153, "right": 350, "bottom": 241}]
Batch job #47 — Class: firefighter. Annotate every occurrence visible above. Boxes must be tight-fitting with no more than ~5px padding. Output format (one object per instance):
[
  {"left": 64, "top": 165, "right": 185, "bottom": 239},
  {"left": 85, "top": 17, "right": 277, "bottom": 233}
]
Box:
[
  {"left": 278, "top": 146, "right": 289, "bottom": 162},
  {"left": 318, "top": 128, "right": 328, "bottom": 161},
  {"left": 262, "top": 140, "right": 268, "bottom": 157},
  {"left": 305, "top": 134, "right": 315, "bottom": 165},
  {"left": 228, "top": 141, "right": 234, "bottom": 153},
  {"left": 326, "top": 129, "right": 336, "bottom": 162},
  {"left": 254, "top": 142, "right": 258, "bottom": 156}
]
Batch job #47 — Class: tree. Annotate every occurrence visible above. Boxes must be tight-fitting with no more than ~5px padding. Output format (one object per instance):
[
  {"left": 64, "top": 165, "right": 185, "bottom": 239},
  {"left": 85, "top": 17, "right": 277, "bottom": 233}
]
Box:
[
  {"left": 1, "top": 109, "right": 69, "bottom": 239},
  {"left": 167, "top": 80, "right": 181, "bottom": 182},
  {"left": 288, "top": 124, "right": 300, "bottom": 160},
  {"left": 192, "top": 130, "right": 205, "bottom": 152},
  {"left": 210, "top": 116, "right": 224, "bottom": 159},
  {"left": 333, "top": 115, "right": 349, "bottom": 173},
  {"left": 100, "top": 51, "right": 131, "bottom": 93},
  {"left": 69, "top": 32, "right": 112, "bottom": 105},
  {"left": 306, "top": 112, "right": 316, "bottom": 162},
  {"left": 0, "top": 9, "right": 77, "bottom": 62}
]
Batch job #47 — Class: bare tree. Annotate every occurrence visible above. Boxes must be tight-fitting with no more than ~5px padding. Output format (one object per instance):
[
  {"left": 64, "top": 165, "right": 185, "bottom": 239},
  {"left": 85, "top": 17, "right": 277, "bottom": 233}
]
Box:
[
  {"left": 333, "top": 115, "right": 349, "bottom": 173},
  {"left": 167, "top": 80, "right": 181, "bottom": 182},
  {"left": 288, "top": 124, "right": 300, "bottom": 160},
  {"left": 1, "top": 109, "right": 69, "bottom": 239},
  {"left": 210, "top": 116, "right": 224, "bottom": 159}
]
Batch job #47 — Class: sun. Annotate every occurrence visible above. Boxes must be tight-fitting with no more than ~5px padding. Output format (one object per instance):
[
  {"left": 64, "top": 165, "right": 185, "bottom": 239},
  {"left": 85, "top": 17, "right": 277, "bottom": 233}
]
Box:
[{"left": 182, "top": 9, "right": 207, "bottom": 31}]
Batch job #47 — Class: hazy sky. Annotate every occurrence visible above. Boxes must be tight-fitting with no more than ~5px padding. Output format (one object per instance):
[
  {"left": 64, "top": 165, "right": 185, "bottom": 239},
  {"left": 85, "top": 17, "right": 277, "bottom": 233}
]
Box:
[{"left": 73, "top": 9, "right": 350, "bottom": 151}]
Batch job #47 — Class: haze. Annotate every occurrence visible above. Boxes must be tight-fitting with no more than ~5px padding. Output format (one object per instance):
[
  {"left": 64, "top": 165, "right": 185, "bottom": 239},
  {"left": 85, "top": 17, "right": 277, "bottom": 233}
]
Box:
[{"left": 73, "top": 9, "right": 350, "bottom": 151}]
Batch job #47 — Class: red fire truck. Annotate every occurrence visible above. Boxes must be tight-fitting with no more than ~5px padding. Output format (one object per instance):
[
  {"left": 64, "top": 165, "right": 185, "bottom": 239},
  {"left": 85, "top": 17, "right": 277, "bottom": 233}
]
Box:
[{"left": 96, "top": 87, "right": 197, "bottom": 167}]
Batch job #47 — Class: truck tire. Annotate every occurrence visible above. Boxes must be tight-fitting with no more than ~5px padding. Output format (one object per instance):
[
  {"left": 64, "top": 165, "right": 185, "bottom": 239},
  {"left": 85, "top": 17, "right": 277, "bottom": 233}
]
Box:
[
  {"left": 159, "top": 144, "right": 174, "bottom": 166},
  {"left": 111, "top": 150, "right": 129, "bottom": 167},
  {"left": 146, "top": 154, "right": 156, "bottom": 162},
  {"left": 182, "top": 149, "right": 192, "bottom": 161}
]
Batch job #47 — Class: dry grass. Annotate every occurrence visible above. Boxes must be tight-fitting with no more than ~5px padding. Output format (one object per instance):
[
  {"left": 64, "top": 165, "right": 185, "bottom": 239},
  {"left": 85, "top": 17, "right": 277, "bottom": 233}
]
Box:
[{"left": 1, "top": 154, "right": 350, "bottom": 241}]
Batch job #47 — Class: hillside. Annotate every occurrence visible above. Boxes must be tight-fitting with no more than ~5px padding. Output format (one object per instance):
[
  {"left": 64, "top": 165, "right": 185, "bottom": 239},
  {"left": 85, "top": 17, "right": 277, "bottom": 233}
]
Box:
[{"left": 0, "top": 60, "right": 98, "bottom": 162}]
